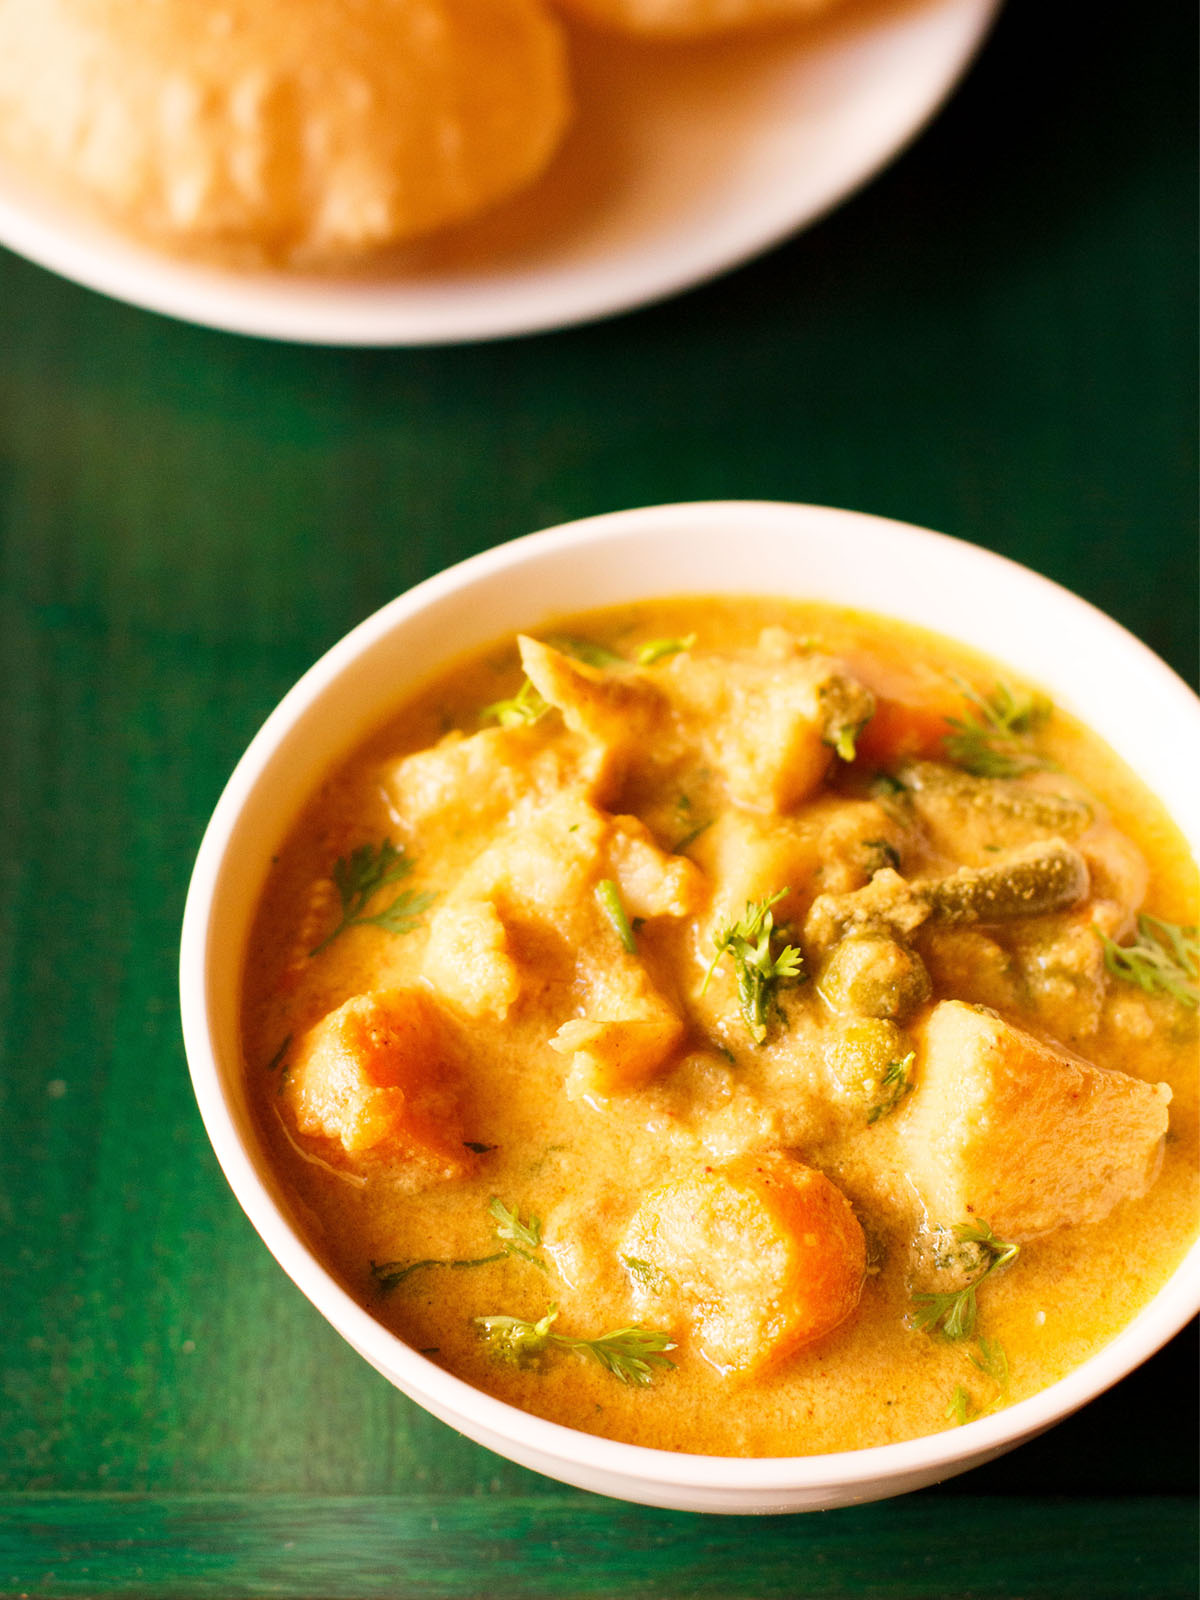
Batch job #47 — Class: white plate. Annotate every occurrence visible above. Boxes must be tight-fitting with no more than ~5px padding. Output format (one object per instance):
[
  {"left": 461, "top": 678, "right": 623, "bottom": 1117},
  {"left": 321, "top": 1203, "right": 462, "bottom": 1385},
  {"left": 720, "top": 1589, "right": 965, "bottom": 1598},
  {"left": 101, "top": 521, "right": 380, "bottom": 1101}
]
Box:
[{"left": 0, "top": 0, "right": 1000, "bottom": 345}]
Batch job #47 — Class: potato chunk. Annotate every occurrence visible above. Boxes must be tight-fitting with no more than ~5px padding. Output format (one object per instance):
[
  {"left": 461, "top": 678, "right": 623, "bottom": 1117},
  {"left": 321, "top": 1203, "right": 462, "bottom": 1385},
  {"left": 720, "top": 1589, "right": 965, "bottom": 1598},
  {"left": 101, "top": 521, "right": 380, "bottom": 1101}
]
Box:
[
  {"left": 1078, "top": 821, "right": 1148, "bottom": 927},
  {"left": 899, "top": 1001, "right": 1171, "bottom": 1240},
  {"left": 421, "top": 792, "right": 696, "bottom": 1082},
  {"left": 621, "top": 1153, "right": 866, "bottom": 1375},
  {"left": 518, "top": 636, "right": 669, "bottom": 801},
  {"left": 421, "top": 899, "right": 520, "bottom": 1021},
  {"left": 696, "top": 798, "right": 904, "bottom": 934},
  {"left": 666, "top": 651, "right": 873, "bottom": 814},
  {"left": 606, "top": 816, "right": 705, "bottom": 919},
  {"left": 549, "top": 953, "right": 684, "bottom": 1099},
  {"left": 382, "top": 722, "right": 583, "bottom": 842},
  {"left": 519, "top": 634, "right": 876, "bottom": 816},
  {"left": 284, "top": 990, "right": 467, "bottom": 1174}
]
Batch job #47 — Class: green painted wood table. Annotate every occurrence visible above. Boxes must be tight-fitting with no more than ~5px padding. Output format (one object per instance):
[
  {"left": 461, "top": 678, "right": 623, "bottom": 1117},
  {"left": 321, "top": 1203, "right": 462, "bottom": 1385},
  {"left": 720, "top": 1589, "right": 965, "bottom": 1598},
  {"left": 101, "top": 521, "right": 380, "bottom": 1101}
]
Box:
[{"left": 1, "top": 3, "right": 1195, "bottom": 1595}]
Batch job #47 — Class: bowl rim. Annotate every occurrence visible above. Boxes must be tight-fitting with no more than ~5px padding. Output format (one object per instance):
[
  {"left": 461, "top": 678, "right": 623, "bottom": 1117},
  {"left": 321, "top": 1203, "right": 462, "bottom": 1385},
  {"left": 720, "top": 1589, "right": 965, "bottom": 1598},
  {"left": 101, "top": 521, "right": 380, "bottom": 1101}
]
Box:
[{"left": 180, "top": 499, "right": 1200, "bottom": 1498}]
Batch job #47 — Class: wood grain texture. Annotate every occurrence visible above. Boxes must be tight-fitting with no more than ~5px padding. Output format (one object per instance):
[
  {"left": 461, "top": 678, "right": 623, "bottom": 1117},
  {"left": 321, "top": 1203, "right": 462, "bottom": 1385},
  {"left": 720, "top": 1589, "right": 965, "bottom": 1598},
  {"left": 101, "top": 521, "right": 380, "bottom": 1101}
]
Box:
[
  {"left": 2, "top": 1495, "right": 1197, "bottom": 1599},
  {"left": 0, "top": 0, "right": 1195, "bottom": 1594}
]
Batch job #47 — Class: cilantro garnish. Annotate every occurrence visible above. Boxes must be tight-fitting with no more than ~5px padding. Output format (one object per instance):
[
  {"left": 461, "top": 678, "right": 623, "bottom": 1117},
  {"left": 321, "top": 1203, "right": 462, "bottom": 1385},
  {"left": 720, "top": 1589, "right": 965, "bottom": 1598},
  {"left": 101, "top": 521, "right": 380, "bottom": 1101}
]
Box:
[{"left": 310, "top": 841, "right": 436, "bottom": 956}]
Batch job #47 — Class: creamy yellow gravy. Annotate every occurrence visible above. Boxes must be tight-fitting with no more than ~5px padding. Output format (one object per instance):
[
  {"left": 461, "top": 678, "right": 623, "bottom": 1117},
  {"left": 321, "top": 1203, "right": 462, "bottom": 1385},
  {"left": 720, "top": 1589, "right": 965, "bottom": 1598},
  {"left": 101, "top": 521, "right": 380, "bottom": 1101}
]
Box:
[{"left": 242, "top": 600, "right": 1199, "bottom": 1456}]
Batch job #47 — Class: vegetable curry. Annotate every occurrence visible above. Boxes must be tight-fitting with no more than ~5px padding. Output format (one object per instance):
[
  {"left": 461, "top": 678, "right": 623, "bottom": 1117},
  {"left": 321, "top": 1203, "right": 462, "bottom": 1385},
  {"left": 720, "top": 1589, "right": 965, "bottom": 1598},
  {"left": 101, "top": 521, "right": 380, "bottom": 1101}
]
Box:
[{"left": 242, "top": 599, "right": 1199, "bottom": 1455}]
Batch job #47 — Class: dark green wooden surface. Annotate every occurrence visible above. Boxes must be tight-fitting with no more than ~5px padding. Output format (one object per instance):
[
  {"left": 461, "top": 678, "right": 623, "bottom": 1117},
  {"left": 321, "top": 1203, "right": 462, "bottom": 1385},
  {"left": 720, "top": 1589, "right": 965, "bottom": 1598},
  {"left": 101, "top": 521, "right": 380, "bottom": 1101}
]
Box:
[
  {"left": 2, "top": 1496, "right": 1196, "bottom": 1599},
  {"left": 1, "top": 2, "right": 1196, "bottom": 1595}
]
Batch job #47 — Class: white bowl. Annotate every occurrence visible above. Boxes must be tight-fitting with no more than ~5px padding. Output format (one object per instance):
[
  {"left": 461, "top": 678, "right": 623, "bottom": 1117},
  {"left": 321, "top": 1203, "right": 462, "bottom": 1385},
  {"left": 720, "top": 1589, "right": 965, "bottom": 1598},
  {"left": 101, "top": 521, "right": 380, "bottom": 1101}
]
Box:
[{"left": 180, "top": 501, "right": 1200, "bottom": 1512}]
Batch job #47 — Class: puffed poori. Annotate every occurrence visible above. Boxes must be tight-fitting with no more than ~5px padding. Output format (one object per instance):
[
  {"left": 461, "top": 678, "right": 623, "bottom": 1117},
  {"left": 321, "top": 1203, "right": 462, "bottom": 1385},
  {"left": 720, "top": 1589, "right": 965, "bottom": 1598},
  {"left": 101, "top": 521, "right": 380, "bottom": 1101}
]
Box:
[{"left": 0, "top": 0, "right": 572, "bottom": 261}]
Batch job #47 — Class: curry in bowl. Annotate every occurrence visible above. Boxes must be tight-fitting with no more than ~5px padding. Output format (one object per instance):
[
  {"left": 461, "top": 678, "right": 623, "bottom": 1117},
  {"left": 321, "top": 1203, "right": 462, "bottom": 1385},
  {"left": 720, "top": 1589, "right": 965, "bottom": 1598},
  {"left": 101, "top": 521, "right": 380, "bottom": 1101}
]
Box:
[{"left": 241, "top": 598, "right": 1197, "bottom": 1456}]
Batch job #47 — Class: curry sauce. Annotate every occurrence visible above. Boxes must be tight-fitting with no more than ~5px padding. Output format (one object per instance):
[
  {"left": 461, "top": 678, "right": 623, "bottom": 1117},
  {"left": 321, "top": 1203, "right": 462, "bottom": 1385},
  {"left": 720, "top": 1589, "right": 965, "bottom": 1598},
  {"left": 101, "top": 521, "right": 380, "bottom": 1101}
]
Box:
[{"left": 242, "top": 600, "right": 1199, "bottom": 1456}]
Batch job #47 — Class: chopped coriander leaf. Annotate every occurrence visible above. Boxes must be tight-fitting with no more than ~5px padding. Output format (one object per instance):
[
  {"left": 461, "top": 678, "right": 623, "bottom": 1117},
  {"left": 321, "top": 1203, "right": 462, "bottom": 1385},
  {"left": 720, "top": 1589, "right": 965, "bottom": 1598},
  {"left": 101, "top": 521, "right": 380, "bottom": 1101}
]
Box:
[
  {"left": 1097, "top": 913, "right": 1199, "bottom": 1009},
  {"left": 596, "top": 878, "right": 638, "bottom": 953},
  {"left": 942, "top": 1336, "right": 1011, "bottom": 1424},
  {"left": 946, "top": 1384, "right": 974, "bottom": 1426},
  {"left": 488, "top": 1197, "right": 546, "bottom": 1267},
  {"left": 969, "top": 1334, "right": 1010, "bottom": 1391},
  {"left": 463, "top": 1141, "right": 497, "bottom": 1154},
  {"left": 474, "top": 1305, "right": 558, "bottom": 1365},
  {"left": 913, "top": 1282, "right": 981, "bottom": 1341},
  {"left": 955, "top": 1219, "right": 1021, "bottom": 1268},
  {"left": 866, "top": 1051, "right": 916, "bottom": 1124},
  {"left": 860, "top": 838, "right": 901, "bottom": 874},
  {"left": 943, "top": 678, "right": 1054, "bottom": 779},
  {"left": 818, "top": 675, "right": 874, "bottom": 763},
  {"left": 363, "top": 890, "right": 439, "bottom": 938},
  {"left": 543, "top": 635, "right": 625, "bottom": 668},
  {"left": 622, "top": 1254, "right": 668, "bottom": 1290},
  {"left": 578, "top": 1323, "right": 677, "bottom": 1384},
  {"left": 265, "top": 1034, "right": 292, "bottom": 1073},
  {"left": 310, "top": 841, "right": 436, "bottom": 955},
  {"left": 372, "top": 1197, "right": 545, "bottom": 1293},
  {"left": 473, "top": 1303, "right": 676, "bottom": 1386},
  {"left": 701, "top": 891, "right": 805, "bottom": 1044},
  {"left": 673, "top": 819, "right": 713, "bottom": 854},
  {"left": 371, "top": 1252, "right": 506, "bottom": 1293},
  {"left": 636, "top": 634, "right": 696, "bottom": 666},
  {"left": 912, "top": 1220, "right": 1020, "bottom": 1340},
  {"left": 482, "top": 677, "right": 550, "bottom": 728}
]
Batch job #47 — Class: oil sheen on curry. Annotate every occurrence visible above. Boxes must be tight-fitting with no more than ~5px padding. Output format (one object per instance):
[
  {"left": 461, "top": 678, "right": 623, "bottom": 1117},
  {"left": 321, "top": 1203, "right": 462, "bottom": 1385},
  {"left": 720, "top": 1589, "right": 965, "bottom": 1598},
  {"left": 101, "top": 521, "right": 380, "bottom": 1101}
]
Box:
[{"left": 243, "top": 600, "right": 1199, "bottom": 1455}]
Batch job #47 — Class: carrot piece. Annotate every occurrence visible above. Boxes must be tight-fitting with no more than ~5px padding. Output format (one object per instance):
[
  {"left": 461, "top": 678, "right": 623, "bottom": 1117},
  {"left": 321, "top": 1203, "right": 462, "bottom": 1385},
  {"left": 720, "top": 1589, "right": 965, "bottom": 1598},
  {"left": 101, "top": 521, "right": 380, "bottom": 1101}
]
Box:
[
  {"left": 854, "top": 693, "right": 960, "bottom": 766},
  {"left": 835, "top": 650, "right": 964, "bottom": 767},
  {"left": 621, "top": 1153, "right": 865, "bottom": 1375},
  {"left": 285, "top": 989, "right": 468, "bottom": 1174}
]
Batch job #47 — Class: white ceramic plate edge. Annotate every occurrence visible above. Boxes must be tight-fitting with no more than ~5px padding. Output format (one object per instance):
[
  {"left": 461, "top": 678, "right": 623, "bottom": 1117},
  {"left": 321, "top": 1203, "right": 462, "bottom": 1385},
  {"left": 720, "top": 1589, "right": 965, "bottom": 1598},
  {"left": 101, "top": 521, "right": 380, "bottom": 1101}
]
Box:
[{"left": 0, "top": 0, "right": 1001, "bottom": 344}]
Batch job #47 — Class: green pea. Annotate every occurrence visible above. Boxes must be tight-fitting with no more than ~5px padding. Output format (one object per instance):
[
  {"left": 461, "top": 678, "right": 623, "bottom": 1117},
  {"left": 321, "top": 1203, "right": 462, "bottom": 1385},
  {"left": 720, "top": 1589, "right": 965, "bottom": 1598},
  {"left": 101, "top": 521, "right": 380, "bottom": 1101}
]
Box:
[{"left": 817, "top": 936, "right": 931, "bottom": 1020}]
